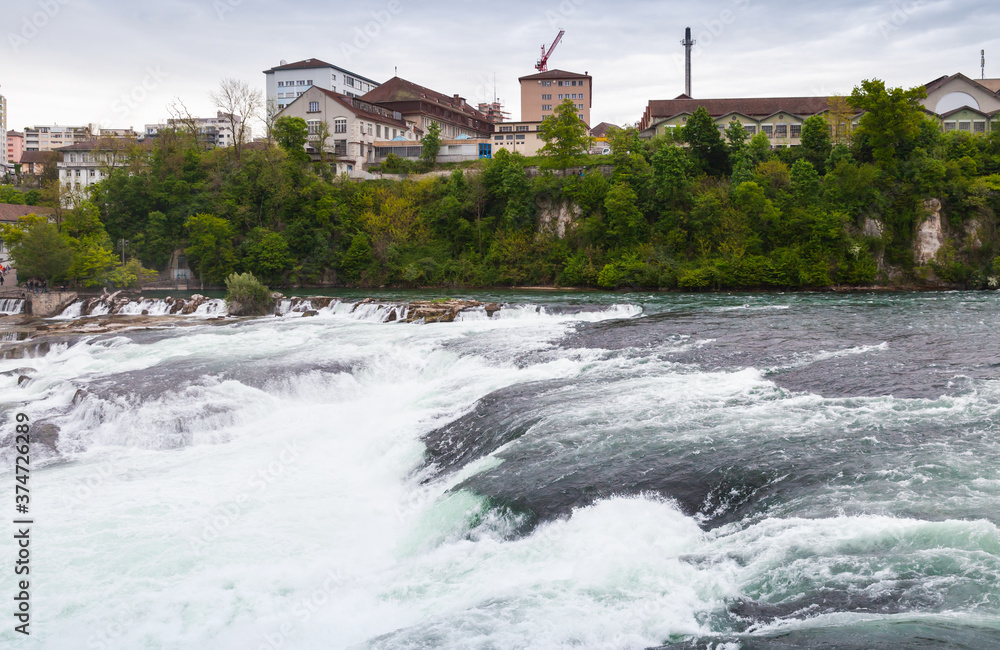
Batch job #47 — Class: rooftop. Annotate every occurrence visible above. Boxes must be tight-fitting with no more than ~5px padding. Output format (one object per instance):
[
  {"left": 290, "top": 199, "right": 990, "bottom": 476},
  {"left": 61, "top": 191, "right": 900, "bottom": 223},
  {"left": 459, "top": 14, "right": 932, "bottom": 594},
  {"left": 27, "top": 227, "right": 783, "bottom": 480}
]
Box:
[
  {"left": 518, "top": 69, "right": 592, "bottom": 82},
  {"left": 0, "top": 203, "right": 55, "bottom": 223},
  {"left": 313, "top": 88, "right": 409, "bottom": 129},
  {"left": 361, "top": 77, "right": 489, "bottom": 122},
  {"left": 262, "top": 58, "right": 380, "bottom": 86}
]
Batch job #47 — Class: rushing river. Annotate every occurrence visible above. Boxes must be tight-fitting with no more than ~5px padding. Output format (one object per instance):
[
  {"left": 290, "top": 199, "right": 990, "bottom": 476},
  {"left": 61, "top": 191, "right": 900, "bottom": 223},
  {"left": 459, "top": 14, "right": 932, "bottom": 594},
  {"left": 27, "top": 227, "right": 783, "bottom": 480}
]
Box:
[{"left": 2, "top": 291, "right": 1000, "bottom": 649}]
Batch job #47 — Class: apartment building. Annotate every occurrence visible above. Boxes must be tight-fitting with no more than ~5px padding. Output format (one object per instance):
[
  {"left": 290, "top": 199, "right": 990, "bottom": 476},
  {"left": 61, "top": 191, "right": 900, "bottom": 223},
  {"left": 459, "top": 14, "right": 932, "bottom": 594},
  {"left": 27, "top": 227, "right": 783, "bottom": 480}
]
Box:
[
  {"left": 519, "top": 69, "right": 593, "bottom": 126},
  {"left": 0, "top": 93, "right": 7, "bottom": 142},
  {"left": 264, "top": 58, "right": 380, "bottom": 112},
  {"left": 7, "top": 130, "right": 24, "bottom": 164},
  {"left": 23, "top": 125, "right": 92, "bottom": 151},
  {"left": 361, "top": 76, "right": 492, "bottom": 140},
  {"left": 143, "top": 113, "right": 241, "bottom": 148}
]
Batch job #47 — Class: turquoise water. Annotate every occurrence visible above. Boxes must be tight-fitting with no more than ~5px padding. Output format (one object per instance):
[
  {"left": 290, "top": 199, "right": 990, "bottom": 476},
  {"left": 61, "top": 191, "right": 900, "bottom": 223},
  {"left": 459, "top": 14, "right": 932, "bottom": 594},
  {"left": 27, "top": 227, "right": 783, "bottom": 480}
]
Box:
[{"left": 1, "top": 291, "right": 999, "bottom": 648}]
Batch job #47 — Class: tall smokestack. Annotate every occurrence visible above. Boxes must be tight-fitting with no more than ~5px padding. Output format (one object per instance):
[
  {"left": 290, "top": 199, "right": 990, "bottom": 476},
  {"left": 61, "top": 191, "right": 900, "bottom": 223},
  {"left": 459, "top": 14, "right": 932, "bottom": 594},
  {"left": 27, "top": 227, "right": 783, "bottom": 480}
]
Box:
[
  {"left": 982, "top": 49, "right": 986, "bottom": 80},
  {"left": 682, "top": 27, "right": 695, "bottom": 97}
]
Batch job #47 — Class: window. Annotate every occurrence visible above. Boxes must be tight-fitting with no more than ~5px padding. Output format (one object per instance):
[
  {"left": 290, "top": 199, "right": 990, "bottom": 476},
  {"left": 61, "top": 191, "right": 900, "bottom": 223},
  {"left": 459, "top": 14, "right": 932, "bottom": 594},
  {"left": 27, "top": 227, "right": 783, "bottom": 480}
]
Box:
[
  {"left": 307, "top": 120, "right": 321, "bottom": 135},
  {"left": 578, "top": 93, "right": 585, "bottom": 99},
  {"left": 578, "top": 114, "right": 583, "bottom": 120},
  {"left": 515, "top": 134, "right": 525, "bottom": 140},
  {"left": 944, "top": 122, "right": 956, "bottom": 132},
  {"left": 506, "top": 135, "right": 514, "bottom": 140},
  {"left": 572, "top": 80, "right": 578, "bottom": 86},
  {"left": 297, "top": 92, "right": 304, "bottom": 97},
  {"left": 745, "top": 125, "right": 757, "bottom": 135},
  {"left": 297, "top": 80, "right": 305, "bottom": 86},
  {"left": 541, "top": 105, "right": 552, "bottom": 111},
  {"left": 499, "top": 126, "right": 512, "bottom": 132},
  {"left": 558, "top": 81, "right": 564, "bottom": 86},
  {"left": 392, "top": 129, "right": 397, "bottom": 138},
  {"left": 515, "top": 125, "right": 529, "bottom": 132},
  {"left": 334, "top": 118, "right": 347, "bottom": 133},
  {"left": 277, "top": 81, "right": 284, "bottom": 87},
  {"left": 577, "top": 104, "right": 583, "bottom": 110},
  {"left": 368, "top": 123, "right": 373, "bottom": 135},
  {"left": 345, "top": 77, "right": 356, "bottom": 87},
  {"left": 558, "top": 94, "right": 564, "bottom": 100},
  {"left": 308, "top": 101, "right": 320, "bottom": 112},
  {"left": 377, "top": 125, "right": 382, "bottom": 138},
  {"left": 975, "top": 121, "right": 986, "bottom": 134},
  {"left": 763, "top": 125, "right": 774, "bottom": 137},
  {"left": 775, "top": 124, "right": 787, "bottom": 138},
  {"left": 307, "top": 80, "right": 313, "bottom": 85},
  {"left": 494, "top": 135, "right": 504, "bottom": 141},
  {"left": 90, "top": 170, "right": 95, "bottom": 177},
  {"left": 790, "top": 124, "right": 801, "bottom": 138},
  {"left": 541, "top": 81, "right": 552, "bottom": 86},
  {"left": 542, "top": 94, "right": 552, "bottom": 100},
  {"left": 959, "top": 121, "right": 971, "bottom": 132}
]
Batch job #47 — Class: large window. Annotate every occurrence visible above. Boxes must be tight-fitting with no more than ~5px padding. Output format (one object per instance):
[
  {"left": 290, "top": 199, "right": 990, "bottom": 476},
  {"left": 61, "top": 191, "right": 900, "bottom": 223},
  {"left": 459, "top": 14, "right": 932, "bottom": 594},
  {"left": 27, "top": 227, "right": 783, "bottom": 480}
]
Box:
[
  {"left": 542, "top": 94, "right": 552, "bottom": 100},
  {"left": 790, "top": 124, "right": 801, "bottom": 138},
  {"left": 334, "top": 118, "right": 347, "bottom": 134},
  {"left": 307, "top": 120, "right": 321, "bottom": 135},
  {"left": 775, "top": 124, "right": 787, "bottom": 138},
  {"left": 762, "top": 125, "right": 774, "bottom": 138},
  {"left": 308, "top": 101, "right": 320, "bottom": 113},
  {"left": 515, "top": 125, "right": 529, "bottom": 132}
]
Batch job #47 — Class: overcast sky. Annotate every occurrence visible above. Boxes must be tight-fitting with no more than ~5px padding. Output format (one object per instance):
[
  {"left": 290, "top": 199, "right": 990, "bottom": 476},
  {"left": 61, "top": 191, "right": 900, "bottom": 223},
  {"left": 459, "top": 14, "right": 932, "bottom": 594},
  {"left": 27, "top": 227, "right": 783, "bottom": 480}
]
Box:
[{"left": 2, "top": 0, "right": 998, "bottom": 133}]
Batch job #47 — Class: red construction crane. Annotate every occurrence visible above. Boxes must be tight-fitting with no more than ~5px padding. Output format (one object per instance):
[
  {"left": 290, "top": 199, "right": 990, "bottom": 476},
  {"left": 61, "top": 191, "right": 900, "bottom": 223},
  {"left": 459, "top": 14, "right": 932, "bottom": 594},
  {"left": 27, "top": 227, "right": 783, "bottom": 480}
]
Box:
[{"left": 535, "top": 29, "right": 565, "bottom": 72}]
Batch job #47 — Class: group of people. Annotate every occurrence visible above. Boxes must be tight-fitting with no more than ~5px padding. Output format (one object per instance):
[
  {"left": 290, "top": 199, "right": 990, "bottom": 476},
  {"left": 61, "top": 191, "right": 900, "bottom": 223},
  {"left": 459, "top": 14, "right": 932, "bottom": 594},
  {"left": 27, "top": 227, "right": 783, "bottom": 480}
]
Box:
[
  {"left": 0, "top": 263, "right": 10, "bottom": 287},
  {"left": 23, "top": 279, "right": 47, "bottom": 293}
]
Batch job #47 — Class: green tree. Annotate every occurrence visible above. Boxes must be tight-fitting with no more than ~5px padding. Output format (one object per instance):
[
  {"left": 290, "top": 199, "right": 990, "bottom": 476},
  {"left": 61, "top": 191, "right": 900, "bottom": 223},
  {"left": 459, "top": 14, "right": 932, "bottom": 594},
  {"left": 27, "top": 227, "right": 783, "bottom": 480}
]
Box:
[
  {"left": 800, "top": 115, "right": 832, "bottom": 174},
  {"left": 272, "top": 116, "right": 310, "bottom": 164},
  {"left": 725, "top": 119, "right": 750, "bottom": 157},
  {"left": 684, "top": 106, "right": 731, "bottom": 177},
  {"left": 421, "top": 121, "right": 442, "bottom": 167},
  {"left": 538, "top": 98, "right": 592, "bottom": 168},
  {"left": 340, "top": 232, "right": 373, "bottom": 282},
  {"left": 241, "top": 227, "right": 292, "bottom": 285},
  {"left": 185, "top": 213, "right": 237, "bottom": 284},
  {"left": 8, "top": 221, "right": 73, "bottom": 282},
  {"left": 604, "top": 182, "right": 646, "bottom": 248},
  {"left": 848, "top": 79, "right": 927, "bottom": 169}
]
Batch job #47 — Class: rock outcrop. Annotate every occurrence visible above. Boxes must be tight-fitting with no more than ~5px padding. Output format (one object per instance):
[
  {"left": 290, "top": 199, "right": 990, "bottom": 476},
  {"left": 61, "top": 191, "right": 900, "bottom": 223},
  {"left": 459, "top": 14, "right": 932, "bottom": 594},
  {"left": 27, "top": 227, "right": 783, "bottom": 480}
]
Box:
[{"left": 914, "top": 199, "right": 946, "bottom": 265}]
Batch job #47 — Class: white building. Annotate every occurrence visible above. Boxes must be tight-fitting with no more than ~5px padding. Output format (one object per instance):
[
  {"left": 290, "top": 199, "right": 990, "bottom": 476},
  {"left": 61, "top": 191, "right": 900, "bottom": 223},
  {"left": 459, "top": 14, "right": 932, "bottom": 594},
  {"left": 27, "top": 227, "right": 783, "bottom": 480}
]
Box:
[
  {"left": 263, "top": 59, "right": 380, "bottom": 112},
  {"left": 142, "top": 112, "right": 241, "bottom": 148},
  {"left": 56, "top": 139, "right": 142, "bottom": 196},
  {"left": 276, "top": 86, "right": 420, "bottom": 176}
]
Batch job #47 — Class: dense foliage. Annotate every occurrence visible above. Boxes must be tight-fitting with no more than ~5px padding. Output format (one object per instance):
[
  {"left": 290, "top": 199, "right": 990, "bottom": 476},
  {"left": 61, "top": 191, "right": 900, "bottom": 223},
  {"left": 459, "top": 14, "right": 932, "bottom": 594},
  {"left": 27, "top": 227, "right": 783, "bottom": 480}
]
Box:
[
  {"left": 3, "top": 79, "right": 1000, "bottom": 291},
  {"left": 224, "top": 272, "right": 272, "bottom": 316}
]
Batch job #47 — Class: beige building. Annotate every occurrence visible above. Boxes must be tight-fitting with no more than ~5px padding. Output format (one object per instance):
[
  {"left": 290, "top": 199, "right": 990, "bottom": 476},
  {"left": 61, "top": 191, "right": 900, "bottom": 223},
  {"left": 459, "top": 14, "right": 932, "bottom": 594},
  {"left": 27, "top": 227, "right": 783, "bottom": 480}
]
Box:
[
  {"left": 24, "top": 125, "right": 92, "bottom": 152},
  {"left": 491, "top": 121, "right": 546, "bottom": 157},
  {"left": 0, "top": 93, "right": 7, "bottom": 143},
  {"left": 519, "top": 69, "right": 592, "bottom": 125}
]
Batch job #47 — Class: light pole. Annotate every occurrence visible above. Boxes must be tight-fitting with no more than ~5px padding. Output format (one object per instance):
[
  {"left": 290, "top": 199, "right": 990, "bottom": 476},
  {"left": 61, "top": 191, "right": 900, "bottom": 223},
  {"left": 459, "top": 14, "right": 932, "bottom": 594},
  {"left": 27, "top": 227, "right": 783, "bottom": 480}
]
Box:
[{"left": 120, "top": 238, "right": 129, "bottom": 265}]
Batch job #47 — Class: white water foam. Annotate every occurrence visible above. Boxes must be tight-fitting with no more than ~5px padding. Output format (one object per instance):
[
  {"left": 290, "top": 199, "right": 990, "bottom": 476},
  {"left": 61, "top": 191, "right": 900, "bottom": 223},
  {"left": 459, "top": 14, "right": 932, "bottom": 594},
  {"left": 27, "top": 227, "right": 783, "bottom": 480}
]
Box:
[{"left": 0, "top": 298, "right": 24, "bottom": 315}]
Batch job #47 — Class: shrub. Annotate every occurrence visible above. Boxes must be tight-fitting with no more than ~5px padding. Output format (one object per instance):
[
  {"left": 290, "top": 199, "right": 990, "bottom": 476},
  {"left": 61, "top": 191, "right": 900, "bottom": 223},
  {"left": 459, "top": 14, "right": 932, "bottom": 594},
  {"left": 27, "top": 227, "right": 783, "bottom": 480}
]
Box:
[{"left": 225, "top": 272, "right": 272, "bottom": 316}]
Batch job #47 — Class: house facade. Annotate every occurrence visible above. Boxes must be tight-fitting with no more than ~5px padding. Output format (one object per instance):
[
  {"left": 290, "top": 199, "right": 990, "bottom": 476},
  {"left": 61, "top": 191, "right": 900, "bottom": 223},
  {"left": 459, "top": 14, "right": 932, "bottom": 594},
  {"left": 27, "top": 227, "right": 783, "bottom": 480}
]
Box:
[
  {"left": 519, "top": 69, "right": 593, "bottom": 126},
  {"left": 360, "top": 77, "right": 493, "bottom": 140},
  {"left": 639, "top": 96, "right": 843, "bottom": 146},
  {"left": 263, "top": 58, "right": 380, "bottom": 112},
  {"left": 56, "top": 139, "right": 142, "bottom": 195},
  {"left": 276, "top": 86, "right": 419, "bottom": 175}
]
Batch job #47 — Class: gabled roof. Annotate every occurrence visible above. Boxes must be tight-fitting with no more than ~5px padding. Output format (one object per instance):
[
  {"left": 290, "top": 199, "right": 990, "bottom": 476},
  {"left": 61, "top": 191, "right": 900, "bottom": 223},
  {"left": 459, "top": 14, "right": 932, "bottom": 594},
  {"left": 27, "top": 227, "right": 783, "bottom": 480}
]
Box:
[
  {"left": 924, "top": 72, "right": 1000, "bottom": 97},
  {"left": 590, "top": 122, "right": 619, "bottom": 138},
  {"left": 7, "top": 130, "right": 24, "bottom": 138},
  {"left": 311, "top": 88, "right": 409, "bottom": 129},
  {"left": 18, "top": 150, "right": 59, "bottom": 163},
  {"left": 938, "top": 105, "right": 992, "bottom": 119},
  {"left": 645, "top": 96, "right": 845, "bottom": 121},
  {"left": 360, "top": 77, "right": 489, "bottom": 121},
  {"left": 0, "top": 203, "right": 55, "bottom": 222},
  {"left": 518, "top": 69, "right": 591, "bottom": 82},
  {"left": 262, "top": 58, "right": 379, "bottom": 85}
]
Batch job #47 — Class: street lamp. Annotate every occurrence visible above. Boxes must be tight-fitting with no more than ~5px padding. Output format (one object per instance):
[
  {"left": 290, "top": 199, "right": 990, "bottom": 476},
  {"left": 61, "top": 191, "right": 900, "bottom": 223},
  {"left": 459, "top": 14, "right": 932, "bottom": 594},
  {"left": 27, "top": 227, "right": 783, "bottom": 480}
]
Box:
[{"left": 120, "top": 238, "right": 129, "bottom": 265}]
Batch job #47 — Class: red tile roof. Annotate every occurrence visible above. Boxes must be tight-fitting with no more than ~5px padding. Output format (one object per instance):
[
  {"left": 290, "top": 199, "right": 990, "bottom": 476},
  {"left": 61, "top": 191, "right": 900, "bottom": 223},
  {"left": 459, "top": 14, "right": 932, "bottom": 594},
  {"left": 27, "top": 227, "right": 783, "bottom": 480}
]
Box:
[
  {"left": 360, "top": 77, "right": 489, "bottom": 121},
  {"left": 313, "top": 88, "right": 409, "bottom": 129},
  {"left": 0, "top": 203, "right": 55, "bottom": 223},
  {"left": 640, "top": 96, "right": 856, "bottom": 130}
]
